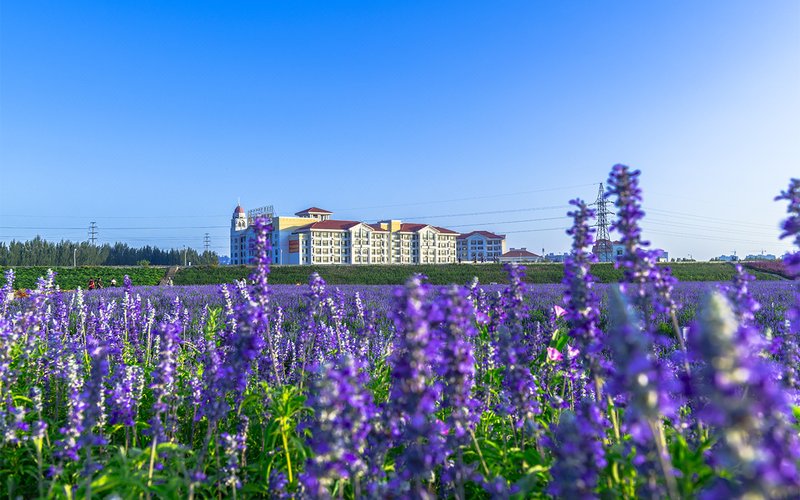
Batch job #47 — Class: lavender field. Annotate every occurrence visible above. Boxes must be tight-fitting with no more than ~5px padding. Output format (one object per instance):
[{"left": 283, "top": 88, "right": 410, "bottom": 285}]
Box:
[{"left": 1, "top": 167, "right": 799, "bottom": 499}]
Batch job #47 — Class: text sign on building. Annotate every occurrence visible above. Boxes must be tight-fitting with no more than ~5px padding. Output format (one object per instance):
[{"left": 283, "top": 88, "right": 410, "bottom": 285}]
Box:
[
  {"left": 288, "top": 239, "right": 300, "bottom": 254},
  {"left": 247, "top": 205, "right": 274, "bottom": 225}
]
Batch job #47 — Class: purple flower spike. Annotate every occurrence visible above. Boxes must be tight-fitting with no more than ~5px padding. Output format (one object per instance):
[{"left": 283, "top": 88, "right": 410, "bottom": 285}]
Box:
[
  {"left": 775, "top": 178, "right": 800, "bottom": 276},
  {"left": 301, "top": 355, "right": 376, "bottom": 498},
  {"left": 692, "top": 292, "right": 800, "bottom": 497},
  {"left": 546, "top": 400, "right": 608, "bottom": 498},
  {"left": 385, "top": 275, "right": 447, "bottom": 493},
  {"left": 563, "top": 199, "right": 604, "bottom": 392},
  {"left": 150, "top": 320, "right": 181, "bottom": 443}
]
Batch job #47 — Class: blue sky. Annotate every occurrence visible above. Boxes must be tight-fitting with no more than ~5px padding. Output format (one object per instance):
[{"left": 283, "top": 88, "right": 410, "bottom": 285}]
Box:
[{"left": 1, "top": 1, "right": 798, "bottom": 260}]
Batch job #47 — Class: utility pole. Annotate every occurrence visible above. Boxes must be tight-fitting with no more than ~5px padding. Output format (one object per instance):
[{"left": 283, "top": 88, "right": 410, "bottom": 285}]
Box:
[
  {"left": 203, "top": 233, "right": 211, "bottom": 252},
  {"left": 73, "top": 248, "right": 77, "bottom": 267},
  {"left": 590, "top": 183, "right": 614, "bottom": 262},
  {"left": 183, "top": 245, "right": 188, "bottom": 267},
  {"left": 88, "top": 222, "right": 98, "bottom": 245}
]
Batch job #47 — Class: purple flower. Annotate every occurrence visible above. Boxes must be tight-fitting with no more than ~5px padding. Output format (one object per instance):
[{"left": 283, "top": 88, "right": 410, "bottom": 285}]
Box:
[
  {"left": 606, "top": 165, "right": 656, "bottom": 310},
  {"left": 563, "top": 199, "right": 605, "bottom": 392},
  {"left": 494, "top": 265, "right": 540, "bottom": 427},
  {"left": 691, "top": 292, "right": 800, "bottom": 497},
  {"left": 546, "top": 400, "right": 608, "bottom": 498},
  {"left": 607, "top": 288, "right": 678, "bottom": 426},
  {"left": 723, "top": 265, "right": 761, "bottom": 327},
  {"left": 150, "top": 320, "right": 181, "bottom": 443},
  {"left": 1, "top": 269, "right": 14, "bottom": 314},
  {"left": 434, "top": 286, "right": 480, "bottom": 493},
  {"left": 301, "top": 355, "right": 376, "bottom": 498},
  {"left": 108, "top": 364, "right": 144, "bottom": 427},
  {"left": 55, "top": 354, "right": 85, "bottom": 462},
  {"left": 248, "top": 217, "right": 273, "bottom": 306},
  {"left": 385, "top": 275, "right": 448, "bottom": 492},
  {"left": 775, "top": 178, "right": 800, "bottom": 276},
  {"left": 80, "top": 336, "right": 109, "bottom": 451},
  {"left": 220, "top": 416, "right": 249, "bottom": 490},
  {"left": 246, "top": 216, "right": 281, "bottom": 385}
]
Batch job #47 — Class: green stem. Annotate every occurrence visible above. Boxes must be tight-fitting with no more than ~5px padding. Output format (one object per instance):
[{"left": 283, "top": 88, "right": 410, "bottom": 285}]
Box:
[
  {"left": 147, "top": 436, "right": 158, "bottom": 499},
  {"left": 35, "top": 437, "right": 44, "bottom": 499},
  {"left": 649, "top": 419, "right": 679, "bottom": 500},
  {"left": 280, "top": 422, "right": 294, "bottom": 484},
  {"left": 468, "top": 428, "right": 491, "bottom": 477},
  {"left": 606, "top": 395, "right": 621, "bottom": 442}
]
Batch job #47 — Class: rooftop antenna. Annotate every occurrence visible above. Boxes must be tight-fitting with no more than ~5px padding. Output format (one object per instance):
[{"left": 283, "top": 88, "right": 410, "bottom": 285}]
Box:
[{"left": 590, "top": 183, "right": 613, "bottom": 262}]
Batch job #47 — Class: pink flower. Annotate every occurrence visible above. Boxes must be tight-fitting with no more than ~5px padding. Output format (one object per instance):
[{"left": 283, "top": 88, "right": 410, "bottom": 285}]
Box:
[
  {"left": 547, "top": 347, "right": 563, "bottom": 362},
  {"left": 553, "top": 305, "right": 567, "bottom": 319}
]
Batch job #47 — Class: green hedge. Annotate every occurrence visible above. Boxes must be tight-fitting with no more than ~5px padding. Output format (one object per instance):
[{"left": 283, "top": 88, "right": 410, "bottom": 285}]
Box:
[
  {"left": 2, "top": 262, "right": 778, "bottom": 290},
  {"left": 0, "top": 267, "right": 167, "bottom": 290},
  {"left": 172, "top": 262, "right": 781, "bottom": 286}
]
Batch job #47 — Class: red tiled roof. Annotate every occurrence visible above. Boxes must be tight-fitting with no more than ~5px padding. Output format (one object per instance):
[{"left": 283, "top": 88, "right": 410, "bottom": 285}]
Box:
[
  {"left": 293, "top": 220, "right": 456, "bottom": 234},
  {"left": 233, "top": 205, "right": 245, "bottom": 215},
  {"left": 502, "top": 249, "right": 540, "bottom": 258},
  {"left": 457, "top": 230, "right": 505, "bottom": 240},
  {"left": 295, "top": 207, "right": 333, "bottom": 215},
  {"left": 398, "top": 223, "right": 426, "bottom": 232},
  {"left": 293, "top": 220, "right": 361, "bottom": 232}
]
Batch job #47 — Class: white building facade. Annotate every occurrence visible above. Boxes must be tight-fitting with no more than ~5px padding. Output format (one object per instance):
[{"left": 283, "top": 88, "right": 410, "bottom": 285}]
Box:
[
  {"left": 230, "top": 205, "right": 459, "bottom": 265},
  {"left": 457, "top": 231, "right": 507, "bottom": 262}
]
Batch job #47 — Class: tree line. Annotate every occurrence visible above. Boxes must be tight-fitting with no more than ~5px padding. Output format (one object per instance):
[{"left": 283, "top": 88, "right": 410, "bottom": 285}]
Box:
[{"left": 0, "top": 236, "right": 219, "bottom": 266}]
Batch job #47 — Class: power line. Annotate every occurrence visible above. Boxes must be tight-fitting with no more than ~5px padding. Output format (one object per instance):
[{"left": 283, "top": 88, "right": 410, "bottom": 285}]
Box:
[
  {"left": 0, "top": 214, "right": 223, "bottom": 219},
  {"left": 646, "top": 207, "right": 777, "bottom": 230},
  {"left": 0, "top": 225, "right": 228, "bottom": 230},
  {"left": 644, "top": 228, "right": 786, "bottom": 246},
  {"left": 448, "top": 215, "right": 569, "bottom": 228},
  {"left": 642, "top": 218, "right": 779, "bottom": 238},
  {"left": 332, "top": 183, "right": 598, "bottom": 212},
  {"left": 501, "top": 226, "right": 571, "bottom": 235},
  {"left": 397, "top": 204, "right": 571, "bottom": 221}
]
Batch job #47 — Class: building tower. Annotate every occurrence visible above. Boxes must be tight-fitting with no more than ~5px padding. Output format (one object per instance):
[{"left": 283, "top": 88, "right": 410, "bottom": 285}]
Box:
[
  {"left": 591, "top": 183, "right": 614, "bottom": 262},
  {"left": 230, "top": 204, "right": 249, "bottom": 264}
]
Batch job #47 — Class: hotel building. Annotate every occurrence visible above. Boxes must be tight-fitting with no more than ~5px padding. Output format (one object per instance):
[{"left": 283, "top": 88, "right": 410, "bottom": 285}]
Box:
[
  {"left": 230, "top": 205, "right": 459, "bottom": 265},
  {"left": 456, "top": 231, "right": 507, "bottom": 262}
]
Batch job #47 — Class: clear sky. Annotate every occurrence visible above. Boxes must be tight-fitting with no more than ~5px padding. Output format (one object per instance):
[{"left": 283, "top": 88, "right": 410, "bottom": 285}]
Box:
[{"left": 1, "top": 1, "right": 798, "bottom": 260}]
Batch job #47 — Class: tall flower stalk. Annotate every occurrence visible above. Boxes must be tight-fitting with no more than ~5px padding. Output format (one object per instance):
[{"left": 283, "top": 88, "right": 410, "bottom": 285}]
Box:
[
  {"left": 385, "top": 275, "right": 447, "bottom": 498},
  {"left": 691, "top": 292, "right": 800, "bottom": 497},
  {"left": 563, "top": 199, "right": 605, "bottom": 397}
]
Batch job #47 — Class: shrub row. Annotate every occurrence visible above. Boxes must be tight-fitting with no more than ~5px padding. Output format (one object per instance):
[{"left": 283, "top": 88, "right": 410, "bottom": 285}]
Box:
[
  {"left": 0, "top": 266, "right": 167, "bottom": 290},
  {"left": 172, "top": 261, "right": 781, "bottom": 286}
]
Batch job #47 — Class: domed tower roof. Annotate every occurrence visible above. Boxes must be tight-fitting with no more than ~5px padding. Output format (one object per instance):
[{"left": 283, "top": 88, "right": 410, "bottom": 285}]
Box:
[{"left": 233, "top": 205, "right": 245, "bottom": 217}]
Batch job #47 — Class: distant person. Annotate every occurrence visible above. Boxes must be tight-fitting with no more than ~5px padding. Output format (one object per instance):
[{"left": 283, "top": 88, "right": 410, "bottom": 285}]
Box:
[
  {"left": 110, "top": 278, "right": 117, "bottom": 287},
  {"left": 97, "top": 278, "right": 104, "bottom": 289},
  {"left": 88, "top": 279, "right": 95, "bottom": 290}
]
